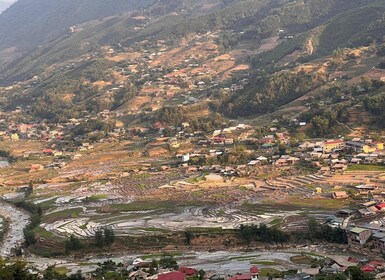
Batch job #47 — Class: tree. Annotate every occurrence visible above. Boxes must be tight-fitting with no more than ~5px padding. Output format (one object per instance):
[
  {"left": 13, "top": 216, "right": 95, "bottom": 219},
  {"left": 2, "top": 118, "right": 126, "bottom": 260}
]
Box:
[
  {"left": 184, "top": 231, "right": 193, "bottom": 245},
  {"left": 103, "top": 226, "right": 115, "bottom": 246},
  {"left": 324, "top": 274, "right": 347, "bottom": 280},
  {"left": 95, "top": 229, "right": 104, "bottom": 247},
  {"left": 11, "top": 246, "right": 23, "bottom": 257},
  {"left": 159, "top": 253, "right": 178, "bottom": 270},
  {"left": 311, "top": 115, "right": 329, "bottom": 136},
  {"left": 25, "top": 182, "right": 34, "bottom": 197},
  {"left": 65, "top": 234, "right": 81, "bottom": 253},
  {"left": 278, "top": 143, "right": 287, "bottom": 155},
  {"left": 149, "top": 259, "right": 159, "bottom": 275},
  {"left": 43, "top": 266, "right": 66, "bottom": 280},
  {"left": 23, "top": 228, "right": 36, "bottom": 247},
  {"left": 347, "top": 267, "right": 375, "bottom": 280}
]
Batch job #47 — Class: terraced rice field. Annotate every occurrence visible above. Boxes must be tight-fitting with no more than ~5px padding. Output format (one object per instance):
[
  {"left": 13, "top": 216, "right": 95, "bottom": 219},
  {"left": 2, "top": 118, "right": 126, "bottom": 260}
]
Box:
[{"left": 40, "top": 203, "right": 305, "bottom": 238}]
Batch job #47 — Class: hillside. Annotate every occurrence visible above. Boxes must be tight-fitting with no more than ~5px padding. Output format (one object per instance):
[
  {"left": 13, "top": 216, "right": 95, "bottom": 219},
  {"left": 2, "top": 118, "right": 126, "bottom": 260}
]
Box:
[
  {"left": 0, "top": 0, "right": 384, "bottom": 130},
  {"left": 0, "top": 0, "right": 156, "bottom": 52},
  {"left": 0, "top": 1, "right": 13, "bottom": 13}
]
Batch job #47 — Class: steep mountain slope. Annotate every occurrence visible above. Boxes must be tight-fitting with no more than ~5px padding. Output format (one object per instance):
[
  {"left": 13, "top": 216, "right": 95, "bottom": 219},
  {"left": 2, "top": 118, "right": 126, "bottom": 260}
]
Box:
[
  {"left": 0, "top": 1, "right": 13, "bottom": 14},
  {"left": 0, "top": 0, "right": 156, "bottom": 51},
  {"left": 0, "top": 0, "right": 385, "bottom": 126}
]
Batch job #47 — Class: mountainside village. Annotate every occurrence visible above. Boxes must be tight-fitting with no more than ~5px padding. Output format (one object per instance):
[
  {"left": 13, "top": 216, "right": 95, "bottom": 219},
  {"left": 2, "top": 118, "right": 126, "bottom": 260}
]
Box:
[{"left": 1, "top": 4, "right": 385, "bottom": 279}]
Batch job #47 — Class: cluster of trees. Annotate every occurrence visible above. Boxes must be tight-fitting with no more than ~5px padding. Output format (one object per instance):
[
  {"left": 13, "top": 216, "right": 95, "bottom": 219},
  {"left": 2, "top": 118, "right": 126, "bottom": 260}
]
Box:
[
  {"left": 215, "top": 145, "right": 252, "bottom": 165},
  {"left": 159, "top": 253, "right": 178, "bottom": 270},
  {"left": 364, "top": 93, "right": 385, "bottom": 127},
  {"left": 14, "top": 201, "right": 42, "bottom": 247},
  {"left": 239, "top": 224, "right": 290, "bottom": 244},
  {"left": 111, "top": 84, "right": 138, "bottom": 110},
  {"left": 216, "top": 32, "right": 241, "bottom": 52},
  {"left": 239, "top": 218, "right": 347, "bottom": 245},
  {"left": 307, "top": 218, "right": 347, "bottom": 244},
  {"left": 0, "top": 258, "right": 85, "bottom": 280},
  {"left": 187, "top": 113, "right": 226, "bottom": 133},
  {"left": 31, "top": 82, "right": 92, "bottom": 122},
  {"left": 317, "top": 267, "right": 374, "bottom": 280},
  {"left": 0, "top": 149, "right": 16, "bottom": 163},
  {"left": 72, "top": 119, "right": 116, "bottom": 137},
  {"left": 221, "top": 71, "right": 325, "bottom": 117},
  {"left": 155, "top": 104, "right": 209, "bottom": 127},
  {"left": 299, "top": 105, "right": 349, "bottom": 136},
  {"left": 95, "top": 226, "right": 115, "bottom": 247},
  {"left": 65, "top": 234, "right": 82, "bottom": 253}
]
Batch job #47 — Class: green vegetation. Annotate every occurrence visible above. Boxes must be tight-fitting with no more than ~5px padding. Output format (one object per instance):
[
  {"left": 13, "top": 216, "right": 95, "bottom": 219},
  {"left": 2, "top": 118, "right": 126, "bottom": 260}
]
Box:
[
  {"left": 65, "top": 234, "right": 82, "bottom": 253},
  {"left": 239, "top": 224, "right": 290, "bottom": 244},
  {"left": 94, "top": 227, "right": 115, "bottom": 248},
  {"left": 364, "top": 91, "right": 385, "bottom": 128},
  {"left": 13, "top": 201, "right": 42, "bottom": 247},
  {"left": 348, "top": 164, "right": 385, "bottom": 171},
  {"left": 220, "top": 71, "right": 325, "bottom": 117},
  {"left": 0, "top": 258, "right": 85, "bottom": 279},
  {"left": 42, "top": 208, "right": 83, "bottom": 223},
  {"left": 159, "top": 253, "right": 178, "bottom": 270},
  {"left": 307, "top": 218, "right": 347, "bottom": 244}
]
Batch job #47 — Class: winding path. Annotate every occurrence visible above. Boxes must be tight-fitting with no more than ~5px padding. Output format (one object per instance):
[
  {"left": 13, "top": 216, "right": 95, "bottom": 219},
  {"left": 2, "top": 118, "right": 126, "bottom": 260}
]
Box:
[{"left": 0, "top": 200, "right": 30, "bottom": 256}]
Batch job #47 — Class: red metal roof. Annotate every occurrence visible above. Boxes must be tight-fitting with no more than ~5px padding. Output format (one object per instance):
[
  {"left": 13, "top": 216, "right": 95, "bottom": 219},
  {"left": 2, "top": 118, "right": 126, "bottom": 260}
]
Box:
[
  {"left": 376, "top": 203, "right": 385, "bottom": 209},
  {"left": 361, "top": 265, "right": 376, "bottom": 273},
  {"left": 158, "top": 271, "right": 185, "bottom": 280},
  {"left": 178, "top": 267, "right": 197, "bottom": 276},
  {"left": 250, "top": 266, "right": 259, "bottom": 274}
]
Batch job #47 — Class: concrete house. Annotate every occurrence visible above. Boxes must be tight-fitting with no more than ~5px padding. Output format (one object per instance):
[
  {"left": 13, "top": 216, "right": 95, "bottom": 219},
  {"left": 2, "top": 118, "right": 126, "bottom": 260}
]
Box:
[{"left": 347, "top": 227, "right": 372, "bottom": 245}]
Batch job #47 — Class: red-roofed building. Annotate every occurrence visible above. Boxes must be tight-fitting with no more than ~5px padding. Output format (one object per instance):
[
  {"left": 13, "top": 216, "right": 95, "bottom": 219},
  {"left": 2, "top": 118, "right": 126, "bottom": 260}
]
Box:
[
  {"left": 158, "top": 271, "right": 185, "bottom": 280},
  {"left": 178, "top": 267, "right": 197, "bottom": 276},
  {"left": 361, "top": 261, "right": 383, "bottom": 272},
  {"left": 249, "top": 266, "right": 259, "bottom": 274},
  {"left": 228, "top": 266, "right": 259, "bottom": 280},
  {"left": 376, "top": 203, "right": 385, "bottom": 211},
  {"left": 361, "top": 265, "right": 376, "bottom": 273},
  {"left": 348, "top": 257, "right": 359, "bottom": 263}
]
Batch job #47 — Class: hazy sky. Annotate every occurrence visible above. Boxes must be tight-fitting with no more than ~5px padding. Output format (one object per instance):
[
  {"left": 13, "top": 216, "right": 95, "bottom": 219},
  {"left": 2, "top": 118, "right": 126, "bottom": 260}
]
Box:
[{"left": 0, "top": 0, "right": 16, "bottom": 13}]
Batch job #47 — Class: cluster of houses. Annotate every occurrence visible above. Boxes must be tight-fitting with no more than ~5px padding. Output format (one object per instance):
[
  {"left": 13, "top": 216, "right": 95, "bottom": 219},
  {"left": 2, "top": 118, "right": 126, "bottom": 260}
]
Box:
[
  {"left": 79, "top": 255, "right": 384, "bottom": 280},
  {"left": 172, "top": 130, "right": 385, "bottom": 176},
  {"left": 324, "top": 198, "right": 385, "bottom": 256}
]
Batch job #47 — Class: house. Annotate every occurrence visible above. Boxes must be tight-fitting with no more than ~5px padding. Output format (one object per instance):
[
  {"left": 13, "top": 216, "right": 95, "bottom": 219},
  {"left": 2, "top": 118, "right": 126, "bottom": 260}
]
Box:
[
  {"left": 372, "top": 232, "right": 385, "bottom": 252},
  {"left": 30, "top": 164, "right": 44, "bottom": 172},
  {"left": 158, "top": 271, "right": 185, "bottom": 280},
  {"left": 324, "top": 140, "right": 345, "bottom": 153},
  {"left": 358, "top": 208, "right": 377, "bottom": 217},
  {"left": 228, "top": 266, "right": 259, "bottom": 280},
  {"left": 331, "top": 163, "right": 348, "bottom": 172},
  {"left": 377, "top": 203, "right": 385, "bottom": 211},
  {"left": 373, "top": 141, "right": 384, "bottom": 150},
  {"left": 361, "top": 264, "right": 376, "bottom": 273},
  {"left": 346, "top": 141, "right": 375, "bottom": 153},
  {"left": 347, "top": 227, "right": 372, "bottom": 245},
  {"left": 178, "top": 267, "right": 197, "bottom": 276},
  {"left": 331, "top": 191, "right": 349, "bottom": 199}
]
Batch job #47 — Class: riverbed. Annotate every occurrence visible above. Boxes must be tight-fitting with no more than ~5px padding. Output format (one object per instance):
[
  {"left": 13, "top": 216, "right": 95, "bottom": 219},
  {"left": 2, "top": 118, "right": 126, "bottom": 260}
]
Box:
[{"left": 0, "top": 199, "right": 30, "bottom": 256}]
